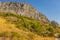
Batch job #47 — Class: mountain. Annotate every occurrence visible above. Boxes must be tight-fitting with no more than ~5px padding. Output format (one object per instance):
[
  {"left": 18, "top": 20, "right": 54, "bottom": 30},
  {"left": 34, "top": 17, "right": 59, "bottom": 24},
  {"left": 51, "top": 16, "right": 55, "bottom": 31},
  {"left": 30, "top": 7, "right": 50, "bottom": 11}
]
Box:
[
  {"left": 0, "top": 2, "right": 59, "bottom": 40},
  {"left": 0, "top": 2, "right": 49, "bottom": 23}
]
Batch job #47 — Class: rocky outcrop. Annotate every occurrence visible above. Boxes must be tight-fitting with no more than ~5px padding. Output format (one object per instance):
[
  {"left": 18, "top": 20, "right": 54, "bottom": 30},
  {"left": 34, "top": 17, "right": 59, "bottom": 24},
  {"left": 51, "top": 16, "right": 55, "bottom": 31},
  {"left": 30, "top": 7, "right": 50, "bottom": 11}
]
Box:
[{"left": 0, "top": 2, "right": 49, "bottom": 22}]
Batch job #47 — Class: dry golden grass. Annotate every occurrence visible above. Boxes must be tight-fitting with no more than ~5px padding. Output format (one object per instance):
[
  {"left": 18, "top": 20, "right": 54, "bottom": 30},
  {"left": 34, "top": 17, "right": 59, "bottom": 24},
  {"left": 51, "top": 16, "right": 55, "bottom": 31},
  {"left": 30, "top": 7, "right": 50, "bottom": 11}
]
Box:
[
  {"left": 34, "top": 36, "right": 55, "bottom": 40},
  {"left": 0, "top": 17, "right": 56, "bottom": 40},
  {"left": 27, "top": 32, "right": 55, "bottom": 40}
]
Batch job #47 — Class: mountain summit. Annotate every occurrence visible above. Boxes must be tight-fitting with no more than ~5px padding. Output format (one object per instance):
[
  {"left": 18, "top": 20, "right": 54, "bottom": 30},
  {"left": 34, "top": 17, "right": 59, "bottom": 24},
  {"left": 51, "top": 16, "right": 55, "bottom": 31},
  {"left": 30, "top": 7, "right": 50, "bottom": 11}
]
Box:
[{"left": 0, "top": 2, "right": 49, "bottom": 23}]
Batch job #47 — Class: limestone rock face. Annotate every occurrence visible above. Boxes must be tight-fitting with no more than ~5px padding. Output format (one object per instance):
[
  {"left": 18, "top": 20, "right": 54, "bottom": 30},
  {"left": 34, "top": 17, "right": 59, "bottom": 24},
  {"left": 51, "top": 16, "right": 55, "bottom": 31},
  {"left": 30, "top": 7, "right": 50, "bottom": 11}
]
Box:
[{"left": 0, "top": 2, "right": 49, "bottom": 22}]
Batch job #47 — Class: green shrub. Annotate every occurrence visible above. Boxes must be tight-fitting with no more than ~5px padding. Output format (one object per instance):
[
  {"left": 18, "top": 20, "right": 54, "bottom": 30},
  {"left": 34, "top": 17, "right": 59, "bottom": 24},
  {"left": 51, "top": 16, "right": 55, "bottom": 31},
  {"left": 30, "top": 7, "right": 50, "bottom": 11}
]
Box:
[
  {"left": 47, "top": 26, "right": 54, "bottom": 32},
  {"left": 5, "top": 13, "right": 16, "bottom": 17},
  {"left": 31, "top": 22, "right": 43, "bottom": 35}
]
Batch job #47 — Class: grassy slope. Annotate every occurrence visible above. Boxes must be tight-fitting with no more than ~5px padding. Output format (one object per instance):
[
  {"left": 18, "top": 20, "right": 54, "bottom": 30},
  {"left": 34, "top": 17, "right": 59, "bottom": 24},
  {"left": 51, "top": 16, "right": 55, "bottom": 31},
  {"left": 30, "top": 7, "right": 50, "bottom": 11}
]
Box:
[{"left": 0, "top": 12, "right": 57, "bottom": 40}]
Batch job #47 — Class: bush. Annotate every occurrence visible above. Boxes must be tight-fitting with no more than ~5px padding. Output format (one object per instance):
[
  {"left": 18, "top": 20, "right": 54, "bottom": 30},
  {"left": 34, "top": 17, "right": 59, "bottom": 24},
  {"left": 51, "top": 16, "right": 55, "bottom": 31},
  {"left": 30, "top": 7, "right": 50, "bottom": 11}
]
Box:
[
  {"left": 47, "top": 26, "right": 54, "bottom": 33},
  {"left": 31, "top": 22, "right": 43, "bottom": 35},
  {"left": 5, "top": 13, "right": 16, "bottom": 17}
]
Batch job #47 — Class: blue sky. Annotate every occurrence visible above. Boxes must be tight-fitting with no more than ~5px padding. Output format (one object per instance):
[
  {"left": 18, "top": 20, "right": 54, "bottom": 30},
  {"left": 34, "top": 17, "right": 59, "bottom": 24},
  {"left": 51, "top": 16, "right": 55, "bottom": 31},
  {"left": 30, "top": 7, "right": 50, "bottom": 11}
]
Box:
[{"left": 0, "top": 0, "right": 60, "bottom": 24}]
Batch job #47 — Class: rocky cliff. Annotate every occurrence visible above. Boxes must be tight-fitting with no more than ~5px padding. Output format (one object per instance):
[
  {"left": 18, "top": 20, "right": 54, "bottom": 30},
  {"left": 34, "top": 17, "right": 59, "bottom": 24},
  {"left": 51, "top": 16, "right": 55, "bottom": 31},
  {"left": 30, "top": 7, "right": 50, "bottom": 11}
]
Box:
[{"left": 0, "top": 2, "right": 49, "bottom": 23}]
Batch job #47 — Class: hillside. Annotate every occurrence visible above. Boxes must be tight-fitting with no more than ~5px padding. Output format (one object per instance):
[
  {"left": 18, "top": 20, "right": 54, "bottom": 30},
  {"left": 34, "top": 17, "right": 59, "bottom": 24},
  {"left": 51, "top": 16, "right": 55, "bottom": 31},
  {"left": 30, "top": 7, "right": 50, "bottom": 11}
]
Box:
[
  {"left": 0, "top": 12, "right": 59, "bottom": 40},
  {"left": 0, "top": 2, "right": 60, "bottom": 40}
]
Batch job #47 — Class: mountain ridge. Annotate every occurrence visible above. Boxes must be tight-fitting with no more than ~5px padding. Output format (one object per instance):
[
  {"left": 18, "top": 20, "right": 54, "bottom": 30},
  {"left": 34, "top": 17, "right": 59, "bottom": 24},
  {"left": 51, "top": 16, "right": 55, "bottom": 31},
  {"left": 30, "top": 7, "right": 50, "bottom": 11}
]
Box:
[{"left": 0, "top": 2, "right": 49, "bottom": 23}]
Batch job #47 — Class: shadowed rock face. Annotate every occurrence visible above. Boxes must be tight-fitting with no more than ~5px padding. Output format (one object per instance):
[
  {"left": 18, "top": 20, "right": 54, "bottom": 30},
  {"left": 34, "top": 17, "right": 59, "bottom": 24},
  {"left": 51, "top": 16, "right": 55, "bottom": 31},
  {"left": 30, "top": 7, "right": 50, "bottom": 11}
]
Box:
[{"left": 0, "top": 2, "right": 49, "bottom": 23}]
